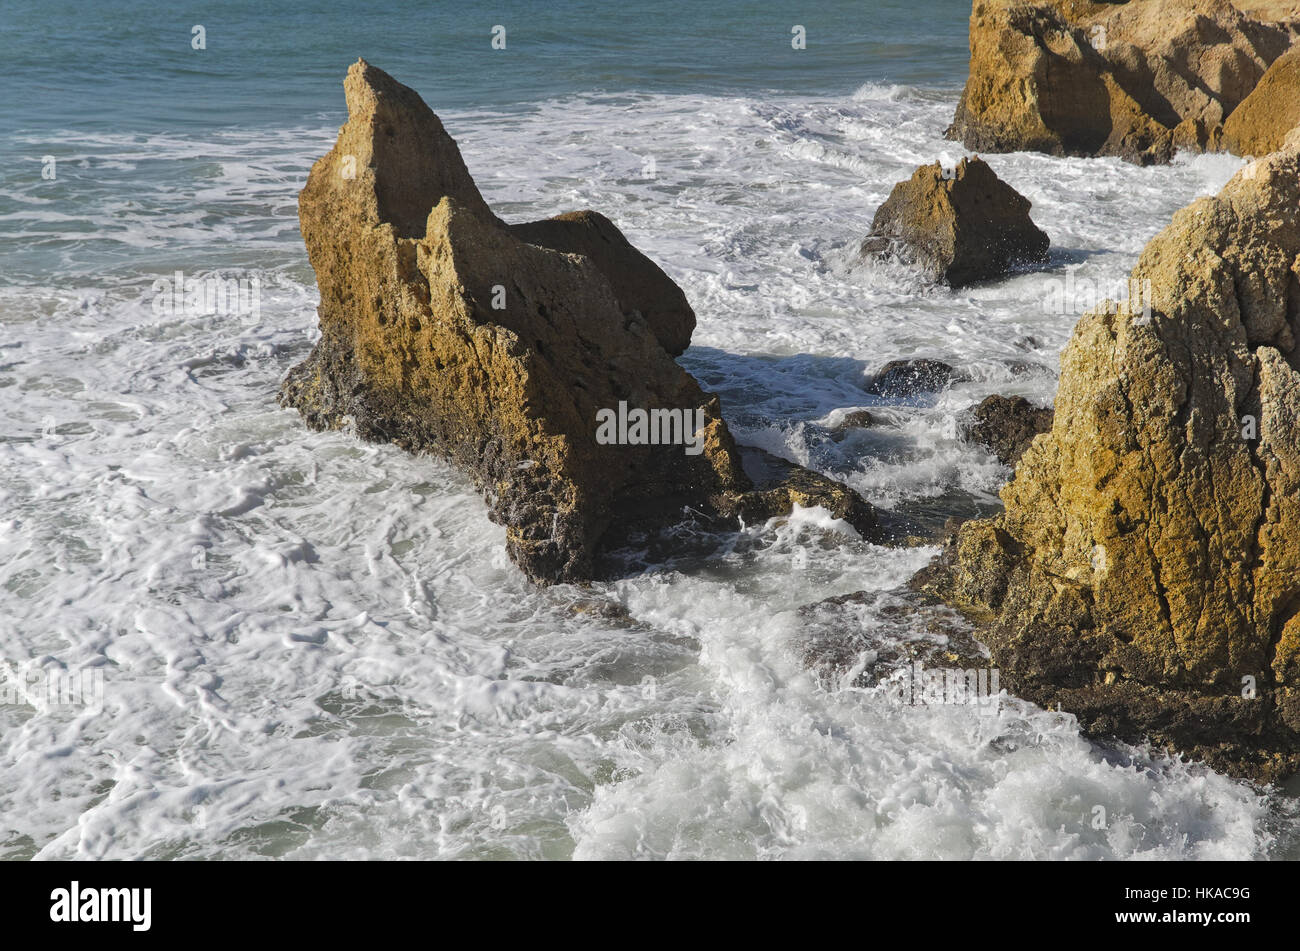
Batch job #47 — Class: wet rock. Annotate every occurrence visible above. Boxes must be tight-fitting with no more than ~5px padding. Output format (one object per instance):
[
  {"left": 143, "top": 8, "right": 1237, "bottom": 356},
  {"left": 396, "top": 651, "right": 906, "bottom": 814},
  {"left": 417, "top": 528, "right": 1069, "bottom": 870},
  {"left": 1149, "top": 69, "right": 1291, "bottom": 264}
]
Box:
[
  {"left": 866, "top": 359, "right": 958, "bottom": 397},
  {"left": 795, "top": 589, "right": 990, "bottom": 690},
  {"left": 279, "top": 60, "right": 881, "bottom": 584},
  {"left": 915, "top": 130, "right": 1300, "bottom": 782},
  {"left": 863, "top": 157, "right": 1050, "bottom": 286},
  {"left": 731, "top": 447, "right": 879, "bottom": 539},
  {"left": 947, "top": 0, "right": 1297, "bottom": 164},
  {"left": 827, "top": 408, "right": 876, "bottom": 441},
  {"left": 964, "top": 394, "right": 1054, "bottom": 466}
]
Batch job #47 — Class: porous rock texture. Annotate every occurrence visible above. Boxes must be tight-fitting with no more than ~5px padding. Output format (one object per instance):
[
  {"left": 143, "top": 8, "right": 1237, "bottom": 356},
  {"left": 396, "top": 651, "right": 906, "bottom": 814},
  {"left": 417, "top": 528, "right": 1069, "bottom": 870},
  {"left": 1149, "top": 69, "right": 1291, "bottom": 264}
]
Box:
[
  {"left": 280, "top": 60, "right": 879, "bottom": 584},
  {"left": 862, "top": 157, "right": 1050, "bottom": 287},
  {"left": 915, "top": 129, "right": 1300, "bottom": 782},
  {"left": 948, "top": 0, "right": 1299, "bottom": 165}
]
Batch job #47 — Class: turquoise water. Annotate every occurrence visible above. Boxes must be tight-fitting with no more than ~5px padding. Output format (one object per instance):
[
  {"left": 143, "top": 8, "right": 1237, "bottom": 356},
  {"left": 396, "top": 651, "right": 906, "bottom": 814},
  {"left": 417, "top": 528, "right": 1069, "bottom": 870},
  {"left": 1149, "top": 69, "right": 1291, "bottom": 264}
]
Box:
[{"left": 5, "top": 0, "right": 970, "bottom": 132}]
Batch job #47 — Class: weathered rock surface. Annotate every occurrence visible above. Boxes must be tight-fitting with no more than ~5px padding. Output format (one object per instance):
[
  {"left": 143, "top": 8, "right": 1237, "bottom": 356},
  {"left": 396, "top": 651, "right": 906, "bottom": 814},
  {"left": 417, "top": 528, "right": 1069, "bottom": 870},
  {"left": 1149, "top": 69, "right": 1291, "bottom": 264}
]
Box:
[
  {"left": 948, "top": 0, "right": 1298, "bottom": 164},
  {"left": 914, "top": 130, "right": 1300, "bottom": 781},
  {"left": 964, "top": 394, "right": 1055, "bottom": 466},
  {"left": 862, "top": 157, "right": 1050, "bottom": 287},
  {"left": 280, "top": 60, "right": 881, "bottom": 584},
  {"left": 1224, "top": 44, "right": 1300, "bottom": 156},
  {"left": 508, "top": 210, "right": 696, "bottom": 357},
  {"left": 732, "top": 447, "right": 881, "bottom": 536}
]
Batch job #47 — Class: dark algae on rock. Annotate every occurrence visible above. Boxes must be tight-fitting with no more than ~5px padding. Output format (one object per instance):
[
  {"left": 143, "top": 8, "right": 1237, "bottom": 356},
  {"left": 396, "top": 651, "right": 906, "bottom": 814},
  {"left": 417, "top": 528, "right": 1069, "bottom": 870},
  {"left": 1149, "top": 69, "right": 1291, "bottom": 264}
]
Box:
[{"left": 280, "top": 60, "right": 881, "bottom": 585}]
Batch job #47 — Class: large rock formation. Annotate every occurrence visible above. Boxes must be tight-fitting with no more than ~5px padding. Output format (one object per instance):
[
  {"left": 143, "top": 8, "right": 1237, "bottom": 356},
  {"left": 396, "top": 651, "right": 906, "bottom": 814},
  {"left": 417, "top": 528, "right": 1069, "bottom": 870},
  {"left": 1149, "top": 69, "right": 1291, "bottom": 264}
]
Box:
[
  {"left": 280, "top": 60, "right": 880, "bottom": 584},
  {"left": 1224, "top": 44, "right": 1300, "bottom": 156},
  {"left": 915, "top": 130, "right": 1300, "bottom": 782},
  {"left": 948, "top": 0, "right": 1298, "bottom": 164},
  {"left": 862, "top": 157, "right": 1050, "bottom": 287}
]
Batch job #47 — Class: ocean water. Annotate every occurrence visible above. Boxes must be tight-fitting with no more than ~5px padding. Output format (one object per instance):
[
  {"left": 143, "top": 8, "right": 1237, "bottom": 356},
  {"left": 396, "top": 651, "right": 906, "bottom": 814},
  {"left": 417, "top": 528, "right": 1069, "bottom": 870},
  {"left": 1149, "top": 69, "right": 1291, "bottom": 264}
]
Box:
[{"left": 3, "top": 0, "right": 1298, "bottom": 859}]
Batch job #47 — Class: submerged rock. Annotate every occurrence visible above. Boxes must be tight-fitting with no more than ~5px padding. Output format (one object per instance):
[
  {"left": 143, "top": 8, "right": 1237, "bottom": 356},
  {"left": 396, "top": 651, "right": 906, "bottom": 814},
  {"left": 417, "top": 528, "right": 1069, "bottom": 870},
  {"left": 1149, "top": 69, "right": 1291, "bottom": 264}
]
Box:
[
  {"left": 828, "top": 408, "right": 876, "bottom": 438},
  {"left": 914, "top": 130, "right": 1300, "bottom": 782},
  {"left": 862, "top": 157, "right": 1049, "bottom": 287},
  {"left": 866, "top": 359, "right": 958, "bottom": 397},
  {"left": 796, "top": 589, "right": 990, "bottom": 691},
  {"left": 947, "top": 0, "right": 1297, "bottom": 164},
  {"left": 280, "top": 60, "right": 881, "bottom": 584},
  {"left": 1224, "top": 44, "right": 1300, "bottom": 158},
  {"left": 964, "top": 394, "right": 1054, "bottom": 466}
]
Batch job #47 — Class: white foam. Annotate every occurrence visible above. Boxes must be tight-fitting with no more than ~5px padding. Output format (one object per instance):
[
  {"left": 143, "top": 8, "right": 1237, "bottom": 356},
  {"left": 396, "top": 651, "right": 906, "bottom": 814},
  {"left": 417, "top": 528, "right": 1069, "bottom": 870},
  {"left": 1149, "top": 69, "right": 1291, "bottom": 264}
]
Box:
[{"left": 0, "top": 88, "right": 1284, "bottom": 860}]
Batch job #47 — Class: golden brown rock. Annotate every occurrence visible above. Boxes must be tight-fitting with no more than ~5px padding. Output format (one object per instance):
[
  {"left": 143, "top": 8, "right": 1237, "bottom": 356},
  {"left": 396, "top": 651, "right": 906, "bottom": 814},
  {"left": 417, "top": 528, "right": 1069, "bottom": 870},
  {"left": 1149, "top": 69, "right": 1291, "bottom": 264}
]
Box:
[
  {"left": 1224, "top": 44, "right": 1300, "bottom": 156},
  {"left": 948, "top": 0, "right": 1298, "bottom": 164},
  {"left": 916, "top": 130, "right": 1300, "bottom": 781},
  {"left": 280, "top": 61, "right": 880, "bottom": 583},
  {"left": 508, "top": 211, "right": 696, "bottom": 357},
  {"left": 863, "top": 157, "right": 1050, "bottom": 286}
]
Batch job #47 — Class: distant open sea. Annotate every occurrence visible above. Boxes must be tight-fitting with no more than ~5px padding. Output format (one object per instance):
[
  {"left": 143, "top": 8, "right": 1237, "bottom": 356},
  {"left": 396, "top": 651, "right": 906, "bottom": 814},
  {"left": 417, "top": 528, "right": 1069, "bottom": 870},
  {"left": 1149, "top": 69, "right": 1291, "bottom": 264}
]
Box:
[{"left": 3, "top": 1, "right": 1296, "bottom": 860}]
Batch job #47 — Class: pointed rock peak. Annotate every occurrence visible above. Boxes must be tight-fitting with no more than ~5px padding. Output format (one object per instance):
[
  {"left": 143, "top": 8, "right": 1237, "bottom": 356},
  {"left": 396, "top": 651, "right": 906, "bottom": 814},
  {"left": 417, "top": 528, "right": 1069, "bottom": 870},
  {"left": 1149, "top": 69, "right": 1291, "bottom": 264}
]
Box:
[
  {"left": 329, "top": 58, "right": 495, "bottom": 237},
  {"left": 864, "top": 156, "right": 1049, "bottom": 287}
]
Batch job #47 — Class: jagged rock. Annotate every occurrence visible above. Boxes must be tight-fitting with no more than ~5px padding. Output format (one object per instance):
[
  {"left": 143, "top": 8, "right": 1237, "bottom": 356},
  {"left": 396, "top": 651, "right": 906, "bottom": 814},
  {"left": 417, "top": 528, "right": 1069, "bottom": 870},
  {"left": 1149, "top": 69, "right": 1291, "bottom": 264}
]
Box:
[
  {"left": 964, "top": 394, "right": 1055, "bottom": 466},
  {"left": 866, "top": 359, "right": 958, "bottom": 397},
  {"left": 914, "top": 130, "right": 1300, "bottom": 782},
  {"left": 279, "top": 60, "right": 881, "bottom": 584},
  {"left": 1224, "top": 44, "right": 1300, "bottom": 157},
  {"left": 948, "top": 0, "right": 1297, "bottom": 164},
  {"left": 862, "top": 158, "right": 1050, "bottom": 287}
]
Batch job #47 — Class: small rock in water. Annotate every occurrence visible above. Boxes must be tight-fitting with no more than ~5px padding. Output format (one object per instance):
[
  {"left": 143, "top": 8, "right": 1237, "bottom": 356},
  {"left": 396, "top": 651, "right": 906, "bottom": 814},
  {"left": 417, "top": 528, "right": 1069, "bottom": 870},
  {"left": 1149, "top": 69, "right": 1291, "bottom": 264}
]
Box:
[
  {"left": 861, "top": 156, "right": 1049, "bottom": 287},
  {"left": 828, "top": 408, "right": 876, "bottom": 439},
  {"left": 963, "top": 394, "right": 1053, "bottom": 466},
  {"left": 866, "top": 359, "right": 957, "bottom": 397}
]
